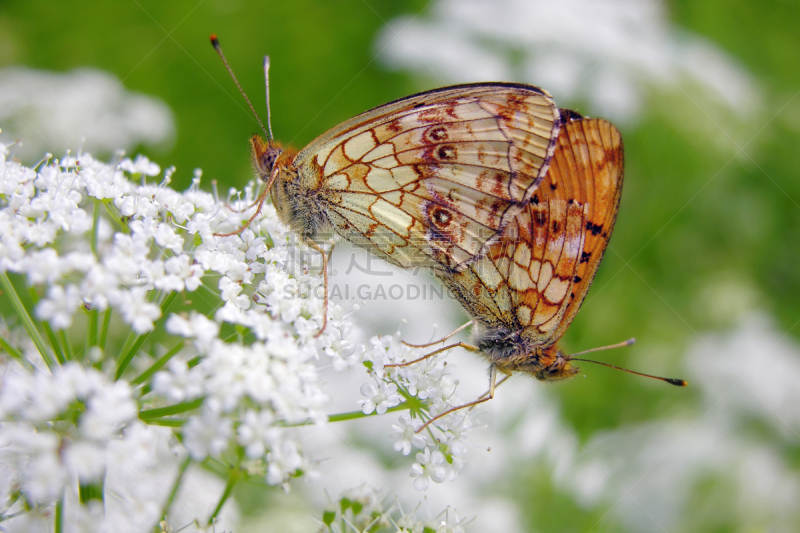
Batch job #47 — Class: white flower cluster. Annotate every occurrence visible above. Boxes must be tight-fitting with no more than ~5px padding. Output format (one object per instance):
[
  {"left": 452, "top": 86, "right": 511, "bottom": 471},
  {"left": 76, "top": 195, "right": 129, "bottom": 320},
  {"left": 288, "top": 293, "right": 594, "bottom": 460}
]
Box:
[
  {"left": 322, "top": 484, "right": 468, "bottom": 533},
  {"left": 358, "top": 334, "right": 478, "bottom": 490},
  {"left": 0, "top": 141, "right": 357, "bottom": 528},
  {"left": 0, "top": 362, "right": 136, "bottom": 503}
]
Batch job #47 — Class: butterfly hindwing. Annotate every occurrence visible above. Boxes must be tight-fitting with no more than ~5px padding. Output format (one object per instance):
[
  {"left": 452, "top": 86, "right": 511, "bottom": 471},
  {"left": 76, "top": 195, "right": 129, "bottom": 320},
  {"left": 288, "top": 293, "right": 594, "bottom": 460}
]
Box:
[{"left": 436, "top": 115, "right": 624, "bottom": 348}]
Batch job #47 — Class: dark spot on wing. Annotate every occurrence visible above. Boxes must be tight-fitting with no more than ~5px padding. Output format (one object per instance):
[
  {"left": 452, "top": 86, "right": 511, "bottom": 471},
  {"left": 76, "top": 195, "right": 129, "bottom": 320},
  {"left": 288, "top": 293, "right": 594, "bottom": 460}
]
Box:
[
  {"left": 426, "top": 125, "right": 449, "bottom": 143},
  {"left": 586, "top": 221, "right": 603, "bottom": 235},
  {"left": 436, "top": 145, "right": 457, "bottom": 160}
]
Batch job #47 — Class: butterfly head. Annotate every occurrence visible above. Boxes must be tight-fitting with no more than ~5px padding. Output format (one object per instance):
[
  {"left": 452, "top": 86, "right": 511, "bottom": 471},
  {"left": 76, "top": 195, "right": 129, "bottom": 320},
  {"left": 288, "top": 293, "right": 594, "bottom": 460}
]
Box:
[
  {"left": 250, "top": 134, "right": 284, "bottom": 183},
  {"left": 532, "top": 346, "right": 580, "bottom": 382}
]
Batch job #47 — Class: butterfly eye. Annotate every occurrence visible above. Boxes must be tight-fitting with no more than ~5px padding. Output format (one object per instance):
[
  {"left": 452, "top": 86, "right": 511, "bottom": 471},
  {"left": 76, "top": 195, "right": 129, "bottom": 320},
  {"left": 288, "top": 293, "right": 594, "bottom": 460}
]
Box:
[{"left": 261, "top": 151, "right": 277, "bottom": 170}]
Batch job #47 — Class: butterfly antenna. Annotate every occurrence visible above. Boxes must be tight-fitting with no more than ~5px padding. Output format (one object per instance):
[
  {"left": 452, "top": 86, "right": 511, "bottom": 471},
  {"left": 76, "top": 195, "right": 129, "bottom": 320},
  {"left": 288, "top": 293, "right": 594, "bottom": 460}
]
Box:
[
  {"left": 570, "top": 338, "right": 687, "bottom": 387},
  {"left": 263, "top": 56, "right": 274, "bottom": 140},
  {"left": 570, "top": 338, "right": 636, "bottom": 356},
  {"left": 210, "top": 34, "right": 270, "bottom": 140}
]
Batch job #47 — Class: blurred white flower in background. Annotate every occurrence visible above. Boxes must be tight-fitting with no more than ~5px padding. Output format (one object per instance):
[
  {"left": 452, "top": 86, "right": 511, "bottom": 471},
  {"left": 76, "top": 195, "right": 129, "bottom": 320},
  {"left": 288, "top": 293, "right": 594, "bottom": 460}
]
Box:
[
  {"left": 0, "top": 67, "right": 174, "bottom": 160},
  {"left": 378, "top": 0, "right": 761, "bottom": 127}
]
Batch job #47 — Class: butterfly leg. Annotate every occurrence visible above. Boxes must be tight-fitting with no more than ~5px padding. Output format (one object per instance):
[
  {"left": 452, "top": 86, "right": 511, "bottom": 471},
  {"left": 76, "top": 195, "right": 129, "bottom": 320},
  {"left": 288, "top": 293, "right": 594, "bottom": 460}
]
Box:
[
  {"left": 401, "top": 320, "right": 474, "bottom": 349},
  {"left": 225, "top": 182, "right": 266, "bottom": 213},
  {"left": 472, "top": 371, "right": 511, "bottom": 403},
  {"left": 416, "top": 365, "right": 498, "bottom": 433},
  {"left": 384, "top": 341, "right": 479, "bottom": 369},
  {"left": 213, "top": 185, "right": 270, "bottom": 237},
  {"left": 308, "top": 240, "right": 333, "bottom": 337}
]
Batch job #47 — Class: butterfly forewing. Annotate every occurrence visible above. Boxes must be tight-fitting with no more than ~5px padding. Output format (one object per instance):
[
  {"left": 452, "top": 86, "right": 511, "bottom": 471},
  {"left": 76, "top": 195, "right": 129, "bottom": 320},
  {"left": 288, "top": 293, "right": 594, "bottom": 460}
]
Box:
[{"left": 293, "top": 83, "right": 561, "bottom": 271}]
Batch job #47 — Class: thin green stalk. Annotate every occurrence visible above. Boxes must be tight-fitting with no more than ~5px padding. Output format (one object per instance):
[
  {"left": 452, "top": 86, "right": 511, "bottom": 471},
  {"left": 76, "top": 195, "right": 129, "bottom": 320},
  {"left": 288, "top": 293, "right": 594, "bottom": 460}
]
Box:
[
  {"left": 55, "top": 493, "right": 64, "bottom": 533},
  {"left": 99, "top": 309, "right": 111, "bottom": 352},
  {"left": 59, "top": 330, "right": 73, "bottom": 361},
  {"left": 115, "top": 292, "right": 177, "bottom": 380},
  {"left": 0, "top": 273, "right": 56, "bottom": 370},
  {"left": 42, "top": 321, "right": 65, "bottom": 364},
  {"left": 208, "top": 462, "right": 240, "bottom": 525},
  {"left": 28, "top": 286, "right": 66, "bottom": 364},
  {"left": 145, "top": 418, "right": 186, "bottom": 427},
  {"left": 326, "top": 403, "right": 410, "bottom": 423},
  {"left": 139, "top": 398, "right": 204, "bottom": 420},
  {"left": 0, "top": 335, "right": 34, "bottom": 371},
  {"left": 79, "top": 479, "right": 104, "bottom": 504},
  {"left": 91, "top": 198, "right": 101, "bottom": 255},
  {"left": 154, "top": 455, "right": 191, "bottom": 533},
  {"left": 87, "top": 200, "right": 102, "bottom": 357},
  {"left": 102, "top": 200, "right": 127, "bottom": 233},
  {"left": 88, "top": 306, "right": 98, "bottom": 349},
  {"left": 131, "top": 341, "right": 185, "bottom": 386}
]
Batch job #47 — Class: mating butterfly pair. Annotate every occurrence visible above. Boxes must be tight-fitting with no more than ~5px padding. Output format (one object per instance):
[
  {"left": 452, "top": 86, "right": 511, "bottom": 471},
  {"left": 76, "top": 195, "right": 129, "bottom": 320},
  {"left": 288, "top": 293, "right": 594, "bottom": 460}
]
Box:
[{"left": 211, "top": 37, "right": 686, "bottom": 416}]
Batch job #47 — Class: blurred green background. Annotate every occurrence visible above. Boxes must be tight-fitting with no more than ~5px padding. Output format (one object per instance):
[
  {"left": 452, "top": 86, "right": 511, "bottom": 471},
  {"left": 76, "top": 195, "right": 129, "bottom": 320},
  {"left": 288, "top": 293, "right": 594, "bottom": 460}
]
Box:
[{"left": 2, "top": 0, "right": 799, "bottom": 531}]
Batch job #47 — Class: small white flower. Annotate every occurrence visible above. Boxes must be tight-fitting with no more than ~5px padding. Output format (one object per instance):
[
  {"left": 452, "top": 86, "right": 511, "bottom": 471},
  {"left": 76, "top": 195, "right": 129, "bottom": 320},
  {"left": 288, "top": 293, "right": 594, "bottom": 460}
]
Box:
[
  {"left": 35, "top": 283, "right": 81, "bottom": 329},
  {"left": 266, "top": 439, "right": 303, "bottom": 486},
  {"left": 237, "top": 410, "right": 281, "bottom": 458},
  {"left": 63, "top": 440, "right": 107, "bottom": 482},
  {"left": 165, "top": 312, "right": 219, "bottom": 345},
  {"left": 358, "top": 381, "right": 402, "bottom": 415},
  {"left": 410, "top": 447, "right": 447, "bottom": 490},
  {"left": 109, "top": 289, "right": 161, "bottom": 333},
  {"left": 119, "top": 154, "right": 160, "bottom": 176},
  {"left": 162, "top": 254, "right": 203, "bottom": 292},
  {"left": 23, "top": 448, "right": 68, "bottom": 503},
  {"left": 390, "top": 413, "right": 428, "bottom": 455},
  {"left": 153, "top": 222, "right": 184, "bottom": 253},
  {"left": 183, "top": 406, "right": 233, "bottom": 460}
]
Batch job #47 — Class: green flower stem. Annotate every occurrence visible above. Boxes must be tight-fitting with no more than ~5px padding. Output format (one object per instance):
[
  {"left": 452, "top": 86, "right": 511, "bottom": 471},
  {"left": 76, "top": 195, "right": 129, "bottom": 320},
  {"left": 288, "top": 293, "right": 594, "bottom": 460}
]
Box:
[
  {"left": 131, "top": 340, "right": 185, "bottom": 386},
  {"left": 154, "top": 455, "right": 191, "bottom": 533},
  {"left": 27, "top": 286, "right": 66, "bottom": 364},
  {"left": 327, "top": 402, "right": 411, "bottom": 424},
  {"left": 88, "top": 305, "right": 98, "bottom": 347},
  {"left": 55, "top": 493, "right": 64, "bottom": 533},
  {"left": 42, "top": 322, "right": 65, "bottom": 364},
  {"left": 0, "top": 334, "right": 34, "bottom": 371},
  {"left": 115, "top": 292, "right": 177, "bottom": 380},
  {"left": 99, "top": 309, "right": 111, "bottom": 352},
  {"left": 79, "top": 479, "right": 104, "bottom": 504},
  {"left": 139, "top": 398, "right": 204, "bottom": 420},
  {"left": 91, "top": 198, "right": 101, "bottom": 255},
  {"left": 0, "top": 273, "right": 56, "bottom": 370},
  {"left": 102, "top": 200, "right": 127, "bottom": 233},
  {"left": 145, "top": 418, "right": 186, "bottom": 427},
  {"left": 58, "top": 330, "right": 73, "bottom": 361},
  {"left": 207, "top": 454, "right": 241, "bottom": 525}
]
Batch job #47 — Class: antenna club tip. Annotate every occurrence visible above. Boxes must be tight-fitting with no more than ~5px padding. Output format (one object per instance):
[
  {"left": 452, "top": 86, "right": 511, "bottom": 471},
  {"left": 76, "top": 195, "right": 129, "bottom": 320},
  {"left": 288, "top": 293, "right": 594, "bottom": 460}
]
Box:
[
  {"left": 667, "top": 378, "right": 688, "bottom": 387},
  {"left": 625, "top": 338, "right": 636, "bottom": 346},
  {"left": 263, "top": 56, "right": 270, "bottom": 67},
  {"left": 210, "top": 34, "right": 219, "bottom": 47}
]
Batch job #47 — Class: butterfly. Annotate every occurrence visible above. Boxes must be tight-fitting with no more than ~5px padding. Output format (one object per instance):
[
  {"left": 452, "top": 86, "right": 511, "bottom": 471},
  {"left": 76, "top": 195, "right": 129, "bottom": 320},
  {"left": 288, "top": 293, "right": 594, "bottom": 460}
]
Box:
[
  {"left": 211, "top": 35, "right": 562, "bottom": 333},
  {"left": 390, "top": 110, "right": 686, "bottom": 429}
]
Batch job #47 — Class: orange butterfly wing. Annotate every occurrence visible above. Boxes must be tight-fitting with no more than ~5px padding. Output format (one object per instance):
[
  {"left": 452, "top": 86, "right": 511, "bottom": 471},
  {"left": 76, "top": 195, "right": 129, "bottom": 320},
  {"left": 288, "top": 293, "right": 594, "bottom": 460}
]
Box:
[{"left": 437, "top": 114, "right": 624, "bottom": 348}]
